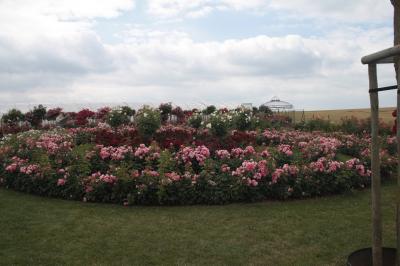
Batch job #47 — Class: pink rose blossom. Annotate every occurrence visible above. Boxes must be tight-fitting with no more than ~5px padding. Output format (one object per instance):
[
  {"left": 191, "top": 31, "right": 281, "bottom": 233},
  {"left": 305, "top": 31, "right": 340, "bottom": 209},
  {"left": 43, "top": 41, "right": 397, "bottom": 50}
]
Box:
[{"left": 57, "top": 178, "right": 66, "bottom": 186}]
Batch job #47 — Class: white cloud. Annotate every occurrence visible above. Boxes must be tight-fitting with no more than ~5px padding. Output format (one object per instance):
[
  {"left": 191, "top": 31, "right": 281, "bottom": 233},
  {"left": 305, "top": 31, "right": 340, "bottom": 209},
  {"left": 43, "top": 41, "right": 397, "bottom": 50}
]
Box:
[
  {"left": 0, "top": 0, "right": 396, "bottom": 111},
  {"left": 0, "top": 19, "right": 395, "bottom": 109},
  {"left": 146, "top": 0, "right": 392, "bottom": 23},
  {"left": 0, "top": 0, "right": 135, "bottom": 44},
  {"left": 0, "top": 0, "right": 134, "bottom": 20},
  {"left": 31, "top": 26, "right": 391, "bottom": 110},
  {"left": 269, "top": 0, "right": 392, "bottom": 23},
  {"left": 146, "top": 0, "right": 268, "bottom": 19},
  {"left": 0, "top": 0, "right": 133, "bottom": 93}
]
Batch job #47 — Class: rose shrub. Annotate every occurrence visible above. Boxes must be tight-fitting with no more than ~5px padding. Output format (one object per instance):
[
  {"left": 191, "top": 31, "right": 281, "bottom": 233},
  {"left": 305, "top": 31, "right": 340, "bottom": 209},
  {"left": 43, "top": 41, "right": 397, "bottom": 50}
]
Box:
[
  {"left": 1, "top": 123, "right": 391, "bottom": 206},
  {"left": 106, "top": 108, "right": 130, "bottom": 128},
  {"left": 0, "top": 104, "right": 396, "bottom": 206},
  {"left": 135, "top": 106, "right": 161, "bottom": 140}
]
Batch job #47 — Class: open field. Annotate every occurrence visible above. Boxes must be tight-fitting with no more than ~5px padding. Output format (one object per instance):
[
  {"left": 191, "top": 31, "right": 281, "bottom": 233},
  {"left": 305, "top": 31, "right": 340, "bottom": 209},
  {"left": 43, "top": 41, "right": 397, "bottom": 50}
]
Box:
[
  {"left": 0, "top": 183, "right": 396, "bottom": 266},
  {"left": 292, "top": 107, "right": 396, "bottom": 123}
]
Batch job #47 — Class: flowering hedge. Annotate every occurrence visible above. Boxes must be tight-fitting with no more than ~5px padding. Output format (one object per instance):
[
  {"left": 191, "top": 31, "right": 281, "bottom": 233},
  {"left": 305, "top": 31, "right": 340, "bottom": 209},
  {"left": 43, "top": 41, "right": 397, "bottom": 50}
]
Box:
[{"left": 0, "top": 125, "right": 396, "bottom": 205}]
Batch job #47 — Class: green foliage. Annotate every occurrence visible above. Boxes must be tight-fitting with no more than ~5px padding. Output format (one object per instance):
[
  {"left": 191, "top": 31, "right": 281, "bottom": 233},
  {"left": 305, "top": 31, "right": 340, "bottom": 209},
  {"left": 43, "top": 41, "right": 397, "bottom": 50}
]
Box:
[
  {"left": 68, "top": 157, "right": 91, "bottom": 180},
  {"left": 204, "top": 105, "right": 216, "bottom": 115},
  {"left": 113, "top": 163, "right": 132, "bottom": 181},
  {"left": 337, "top": 117, "right": 393, "bottom": 135},
  {"left": 297, "top": 118, "right": 334, "bottom": 132},
  {"left": 120, "top": 106, "right": 135, "bottom": 116},
  {"left": 74, "top": 131, "right": 94, "bottom": 145},
  {"left": 159, "top": 103, "right": 172, "bottom": 115},
  {"left": 339, "top": 117, "right": 360, "bottom": 134},
  {"left": 158, "top": 150, "right": 176, "bottom": 175},
  {"left": 188, "top": 113, "right": 202, "bottom": 129},
  {"left": 209, "top": 114, "right": 229, "bottom": 137},
  {"left": 135, "top": 172, "right": 161, "bottom": 205},
  {"left": 72, "top": 144, "right": 94, "bottom": 159},
  {"left": 195, "top": 161, "right": 242, "bottom": 204},
  {"left": 135, "top": 106, "right": 161, "bottom": 140},
  {"left": 67, "top": 144, "right": 95, "bottom": 181},
  {"left": 258, "top": 105, "right": 273, "bottom": 116},
  {"left": 159, "top": 103, "right": 172, "bottom": 122},
  {"left": 107, "top": 108, "right": 130, "bottom": 128},
  {"left": 1, "top": 109, "right": 24, "bottom": 125},
  {"left": 26, "top": 105, "right": 47, "bottom": 128},
  {"left": 232, "top": 110, "right": 253, "bottom": 131},
  {"left": 33, "top": 105, "right": 47, "bottom": 120},
  {"left": 30, "top": 149, "right": 51, "bottom": 166}
]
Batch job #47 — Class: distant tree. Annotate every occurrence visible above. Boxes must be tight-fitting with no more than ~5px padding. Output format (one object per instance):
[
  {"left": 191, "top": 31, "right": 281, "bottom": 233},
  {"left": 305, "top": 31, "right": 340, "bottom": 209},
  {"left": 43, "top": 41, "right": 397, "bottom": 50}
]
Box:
[
  {"left": 203, "top": 105, "right": 216, "bottom": 115},
  {"left": 171, "top": 106, "right": 185, "bottom": 123},
  {"left": 259, "top": 105, "right": 273, "bottom": 116},
  {"left": 1, "top": 109, "right": 24, "bottom": 125},
  {"left": 25, "top": 105, "right": 46, "bottom": 128},
  {"left": 120, "top": 106, "right": 135, "bottom": 117},
  {"left": 106, "top": 109, "right": 130, "bottom": 128},
  {"left": 45, "top": 108, "right": 62, "bottom": 121},
  {"left": 159, "top": 103, "right": 172, "bottom": 122}
]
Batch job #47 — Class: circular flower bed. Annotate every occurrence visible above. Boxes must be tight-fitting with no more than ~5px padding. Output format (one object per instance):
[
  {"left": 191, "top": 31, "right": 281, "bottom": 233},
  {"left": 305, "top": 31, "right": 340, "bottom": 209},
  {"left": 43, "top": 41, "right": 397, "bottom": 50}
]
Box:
[{"left": 0, "top": 125, "right": 396, "bottom": 206}]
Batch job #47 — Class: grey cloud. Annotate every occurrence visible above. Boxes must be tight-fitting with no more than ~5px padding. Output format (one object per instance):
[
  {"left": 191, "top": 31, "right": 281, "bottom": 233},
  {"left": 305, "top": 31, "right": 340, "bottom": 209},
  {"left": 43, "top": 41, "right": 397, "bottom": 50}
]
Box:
[{"left": 0, "top": 32, "right": 116, "bottom": 92}]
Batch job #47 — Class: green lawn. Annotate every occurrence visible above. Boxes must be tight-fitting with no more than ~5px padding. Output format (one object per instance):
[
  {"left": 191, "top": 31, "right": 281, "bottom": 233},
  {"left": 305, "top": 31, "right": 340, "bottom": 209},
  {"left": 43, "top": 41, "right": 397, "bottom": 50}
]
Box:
[{"left": 0, "top": 184, "right": 397, "bottom": 266}]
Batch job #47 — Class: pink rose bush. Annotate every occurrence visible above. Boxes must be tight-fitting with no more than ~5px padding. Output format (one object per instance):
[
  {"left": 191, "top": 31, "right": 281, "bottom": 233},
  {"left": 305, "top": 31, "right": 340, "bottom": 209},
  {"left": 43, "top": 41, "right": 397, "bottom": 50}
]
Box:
[
  {"left": 98, "top": 145, "right": 133, "bottom": 160},
  {"left": 176, "top": 145, "right": 210, "bottom": 167},
  {"left": 232, "top": 160, "right": 269, "bottom": 187},
  {"left": 277, "top": 144, "right": 293, "bottom": 156},
  {"left": 35, "top": 133, "right": 73, "bottom": 155},
  {"left": 215, "top": 149, "right": 231, "bottom": 160},
  {"left": 0, "top": 121, "right": 392, "bottom": 206}
]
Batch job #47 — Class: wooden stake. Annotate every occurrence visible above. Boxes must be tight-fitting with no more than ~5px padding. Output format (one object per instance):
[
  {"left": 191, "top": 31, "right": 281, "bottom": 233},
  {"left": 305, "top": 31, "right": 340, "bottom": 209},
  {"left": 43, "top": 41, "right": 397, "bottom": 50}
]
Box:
[
  {"left": 395, "top": 3, "right": 400, "bottom": 263},
  {"left": 369, "top": 64, "right": 382, "bottom": 266},
  {"left": 397, "top": 69, "right": 400, "bottom": 266}
]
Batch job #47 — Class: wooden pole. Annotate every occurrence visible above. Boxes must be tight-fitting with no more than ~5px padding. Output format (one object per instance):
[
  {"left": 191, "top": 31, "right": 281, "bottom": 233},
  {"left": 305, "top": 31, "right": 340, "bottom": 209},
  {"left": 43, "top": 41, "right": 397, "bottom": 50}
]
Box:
[
  {"left": 393, "top": 0, "right": 400, "bottom": 82},
  {"left": 393, "top": 2, "right": 400, "bottom": 264},
  {"left": 362, "top": 45, "right": 400, "bottom": 64},
  {"left": 369, "top": 63, "right": 382, "bottom": 266},
  {"left": 397, "top": 67, "right": 400, "bottom": 266}
]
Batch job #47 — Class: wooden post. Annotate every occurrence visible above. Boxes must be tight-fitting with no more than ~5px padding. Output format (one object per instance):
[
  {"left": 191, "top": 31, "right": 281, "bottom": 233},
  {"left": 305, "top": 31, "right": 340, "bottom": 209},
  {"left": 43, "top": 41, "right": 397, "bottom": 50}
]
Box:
[
  {"left": 397, "top": 66, "right": 400, "bottom": 266},
  {"left": 394, "top": 2, "right": 400, "bottom": 265},
  {"left": 369, "top": 64, "right": 382, "bottom": 266}
]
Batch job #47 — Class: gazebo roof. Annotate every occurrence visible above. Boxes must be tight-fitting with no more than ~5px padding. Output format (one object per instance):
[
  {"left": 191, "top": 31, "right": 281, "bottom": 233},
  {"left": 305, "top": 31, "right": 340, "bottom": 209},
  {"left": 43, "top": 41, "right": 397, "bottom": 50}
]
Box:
[{"left": 262, "top": 96, "right": 293, "bottom": 110}]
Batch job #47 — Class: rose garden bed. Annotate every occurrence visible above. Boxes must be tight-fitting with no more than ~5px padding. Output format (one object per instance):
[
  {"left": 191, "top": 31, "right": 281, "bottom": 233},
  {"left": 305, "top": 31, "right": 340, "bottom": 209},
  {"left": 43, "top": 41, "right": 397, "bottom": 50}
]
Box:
[
  {"left": 1, "top": 123, "right": 396, "bottom": 206},
  {"left": 0, "top": 105, "right": 396, "bottom": 205}
]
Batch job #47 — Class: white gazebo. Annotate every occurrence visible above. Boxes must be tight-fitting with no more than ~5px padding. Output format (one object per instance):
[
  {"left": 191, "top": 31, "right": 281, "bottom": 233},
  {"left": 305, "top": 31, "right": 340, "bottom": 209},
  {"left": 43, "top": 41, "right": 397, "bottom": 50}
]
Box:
[{"left": 261, "top": 96, "right": 293, "bottom": 112}]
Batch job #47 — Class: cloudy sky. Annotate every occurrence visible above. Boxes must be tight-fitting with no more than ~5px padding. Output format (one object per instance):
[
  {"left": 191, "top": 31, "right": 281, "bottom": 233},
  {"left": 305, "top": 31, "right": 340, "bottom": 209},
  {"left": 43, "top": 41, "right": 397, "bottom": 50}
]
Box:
[{"left": 0, "top": 0, "right": 397, "bottom": 110}]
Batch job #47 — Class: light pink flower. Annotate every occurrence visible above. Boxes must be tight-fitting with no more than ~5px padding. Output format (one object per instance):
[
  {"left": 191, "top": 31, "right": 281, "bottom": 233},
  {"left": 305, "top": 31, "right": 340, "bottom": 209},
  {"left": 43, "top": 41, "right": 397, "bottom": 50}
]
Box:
[
  {"left": 166, "top": 172, "right": 181, "bottom": 182},
  {"left": 278, "top": 144, "right": 293, "bottom": 156},
  {"left": 57, "top": 178, "right": 66, "bottom": 186}
]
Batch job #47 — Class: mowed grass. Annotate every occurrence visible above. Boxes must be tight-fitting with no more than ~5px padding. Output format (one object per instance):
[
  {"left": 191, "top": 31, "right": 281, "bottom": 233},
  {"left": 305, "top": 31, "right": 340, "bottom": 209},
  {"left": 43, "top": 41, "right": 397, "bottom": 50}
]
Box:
[
  {"left": 293, "top": 107, "right": 395, "bottom": 123},
  {"left": 0, "top": 184, "right": 397, "bottom": 266}
]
